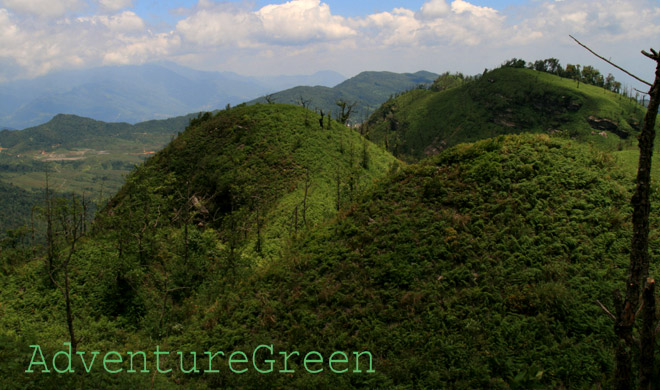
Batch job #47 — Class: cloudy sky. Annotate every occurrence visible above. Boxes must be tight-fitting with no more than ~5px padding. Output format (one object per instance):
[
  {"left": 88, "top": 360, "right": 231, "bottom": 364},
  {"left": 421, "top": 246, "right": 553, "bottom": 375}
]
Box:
[{"left": 1, "top": 0, "right": 659, "bottom": 89}]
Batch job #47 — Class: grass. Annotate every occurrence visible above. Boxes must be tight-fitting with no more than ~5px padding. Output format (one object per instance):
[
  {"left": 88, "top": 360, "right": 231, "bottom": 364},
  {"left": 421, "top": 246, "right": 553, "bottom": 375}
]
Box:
[{"left": 365, "top": 67, "right": 647, "bottom": 162}]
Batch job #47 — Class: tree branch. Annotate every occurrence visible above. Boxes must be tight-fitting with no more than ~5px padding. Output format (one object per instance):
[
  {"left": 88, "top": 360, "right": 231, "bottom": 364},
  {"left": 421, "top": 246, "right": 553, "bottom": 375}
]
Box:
[
  {"left": 596, "top": 300, "right": 617, "bottom": 321},
  {"left": 569, "top": 35, "right": 652, "bottom": 87}
]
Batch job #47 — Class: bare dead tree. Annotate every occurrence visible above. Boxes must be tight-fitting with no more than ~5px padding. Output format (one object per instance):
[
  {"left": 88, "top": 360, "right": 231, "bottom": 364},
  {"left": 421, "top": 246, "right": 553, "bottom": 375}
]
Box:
[
  {"left": 44, "top": 166, "right": 55, "bottom": 277},
  {"left": 298, "top": 95, "right": 311, "bottom": 109},
  {"left": 49, "top": 193, "right": 84, "bottom": 353},
  {"left": 573, "top": 36, "right": 660, "bottom": 390},
  {"left": 336, "top": 100, "right": 357, "bottom": 125},
  {"left": 302, "top": 169, "right": 311, "bottom": 228}
]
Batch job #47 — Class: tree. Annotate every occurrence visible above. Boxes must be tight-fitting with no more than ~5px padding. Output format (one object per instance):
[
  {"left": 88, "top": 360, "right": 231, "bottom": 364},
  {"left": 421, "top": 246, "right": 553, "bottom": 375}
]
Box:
[
  {"left": 605, "top": 73, "right": 616, "bottom": 91},
  {"left": 533, "top": 59, "right": 548, "bottom": 72},
  {"left": 619, "top": 47, "right": 660, "bottom": 390},
  {"left": 336, "top": 100, "right": 356, "bottom": 125},
  {"left": 502, "top": 58, "right": 527, "bottom": 68},
  {"left": 49, "top": 193, "right": 84, "bottom": 353},
  {"left": 571, "top": 35, "right": 659, "bottom": 390},
  {"left": 545, "top": 58, "right": 561, "bottom": 74}
]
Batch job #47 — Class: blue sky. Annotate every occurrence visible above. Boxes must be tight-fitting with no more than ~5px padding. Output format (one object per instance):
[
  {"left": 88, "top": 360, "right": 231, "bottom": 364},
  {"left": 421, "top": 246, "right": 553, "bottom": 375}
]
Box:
[
  {"left": 130, "top": 0, "right": 533, "bottom": 23},
  {"left": 1, "top": 0, "right": 659, "bottom": 89},
  {"left": 129, "top": 0, "right": 532, "bottom": 25}
]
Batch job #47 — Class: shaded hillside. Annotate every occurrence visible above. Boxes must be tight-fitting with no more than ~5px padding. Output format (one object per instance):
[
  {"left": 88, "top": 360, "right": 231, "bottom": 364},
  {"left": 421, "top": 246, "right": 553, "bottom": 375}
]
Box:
[
  {"left": 249, "top": 71, "right": 438, "bottom": 123},
  {"left": 0, "top": 181, "right": 43, "bottom": 236},
  {"left": 174, "top": 134, "right": 649, "bottom": 388},
  {"left": 365, "top": 67, "right": 647, "bottom": 162}
]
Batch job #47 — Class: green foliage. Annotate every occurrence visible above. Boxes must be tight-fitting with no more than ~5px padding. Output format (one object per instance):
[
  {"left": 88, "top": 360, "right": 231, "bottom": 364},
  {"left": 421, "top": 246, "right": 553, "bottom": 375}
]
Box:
[
  {"left": 2, "top": 101, "right": 658, "bottom": 389},
  {"left": 102, "top": 103, "right": 398, "bottom": 262},
  {"left": 165, "top": 134, "right": 645, "bottom": 388}
]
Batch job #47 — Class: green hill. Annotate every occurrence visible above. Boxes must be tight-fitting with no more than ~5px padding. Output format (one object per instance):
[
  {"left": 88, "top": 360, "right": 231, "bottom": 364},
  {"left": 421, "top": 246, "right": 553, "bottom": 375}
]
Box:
[
  {"left": 2, "top": 132, "right": 653, "bottom": 388},
  {"left": 365, "top": 67, "right": 647, "bottom": 162},
  {"left": 0, "top": 113, "right": 195, "bottom": 153},
  {"left": 0, "top": 113, "right": 198, "bottom": 234},
  {"left": 165, "top": 134, "right": 644, "bottom": 388},
  {"left": 102, "top": 103, "right": 399, "bottom": 260},
  {"left": 249, "top": 71, "right": 438, "bottom": 123}
]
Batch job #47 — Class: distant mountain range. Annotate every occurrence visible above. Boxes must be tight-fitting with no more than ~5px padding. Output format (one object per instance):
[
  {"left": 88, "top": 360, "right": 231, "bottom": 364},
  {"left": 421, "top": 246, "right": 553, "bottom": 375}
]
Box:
[
  {"left": 249, "top": 70, "right": 438, "bottom": 123},
  {"left": 0, "top": 62, "right": 346, "bottom": 130}
]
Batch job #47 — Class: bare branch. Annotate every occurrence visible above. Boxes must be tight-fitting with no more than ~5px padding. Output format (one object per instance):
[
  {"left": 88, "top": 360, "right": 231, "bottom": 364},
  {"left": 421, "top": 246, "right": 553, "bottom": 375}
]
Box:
[
  {"left": 635, "top": 300, "right": 644, "bottom": 320},
  {"left": 569, "top": 35, "right": 652, "bottom": 87},
  {"left": 634, "top": 88, "right": 650, "bottom": 95},
  {"left": 642, "top": 49, "right": 659, "bottom": 61},
  {"left": 596, "top": 300, "right": 617, "bottom": 321}
]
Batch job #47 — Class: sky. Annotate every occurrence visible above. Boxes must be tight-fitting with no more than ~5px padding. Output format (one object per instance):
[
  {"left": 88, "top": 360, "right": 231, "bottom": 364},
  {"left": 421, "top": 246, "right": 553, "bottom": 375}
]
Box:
[{"left": 1, "top": 0, "right": 659, "bottom": 90}]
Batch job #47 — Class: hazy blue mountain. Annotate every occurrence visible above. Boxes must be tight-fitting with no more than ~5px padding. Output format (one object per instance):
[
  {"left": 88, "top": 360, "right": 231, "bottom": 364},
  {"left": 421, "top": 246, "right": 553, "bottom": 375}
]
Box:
[{"left": 0, "top": 63, "right": 346, "bottom": 129}]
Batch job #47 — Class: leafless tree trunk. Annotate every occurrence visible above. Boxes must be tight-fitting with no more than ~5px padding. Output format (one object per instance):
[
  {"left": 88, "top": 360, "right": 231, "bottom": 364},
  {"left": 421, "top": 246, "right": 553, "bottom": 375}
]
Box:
[
  {"left": 302, "top": 169, "right": 311, "bottom": 228},
  {"left": 49, "top": 193, "right": 83, "bottom": 354},
  {"left": 571, "top": 36, "right": 659, "bottom": 390},
  {"left": 615, "top": 48, "right": 659, "bottom": 390}
]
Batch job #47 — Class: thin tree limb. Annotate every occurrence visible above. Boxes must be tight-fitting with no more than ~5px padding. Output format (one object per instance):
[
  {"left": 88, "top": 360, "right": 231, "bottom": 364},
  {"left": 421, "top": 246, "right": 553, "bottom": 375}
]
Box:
[
  {"left": 596, "top": 300, "right": 617, "bottom": 321},
  {"left": 569, "top": 35, "right": 652, "bottom": 87}
]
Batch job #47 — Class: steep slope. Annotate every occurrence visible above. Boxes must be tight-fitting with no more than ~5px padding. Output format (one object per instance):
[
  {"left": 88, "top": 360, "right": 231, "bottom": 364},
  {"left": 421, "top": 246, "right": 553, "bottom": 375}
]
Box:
[
  {"left": 103, "top": 103, "right": 399, "bottom": 260},
  {"left": 365, "top": 67, "right": 647, "bottom": 162},
  {"left": 249, "top": 71, "right": 438, "bottom": 123}
]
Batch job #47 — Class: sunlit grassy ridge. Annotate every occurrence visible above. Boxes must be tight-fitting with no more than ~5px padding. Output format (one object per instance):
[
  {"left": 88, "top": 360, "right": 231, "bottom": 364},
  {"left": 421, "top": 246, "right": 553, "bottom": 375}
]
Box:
[{"left": 365, "top": 67, "right": 647, "bottom": 162}]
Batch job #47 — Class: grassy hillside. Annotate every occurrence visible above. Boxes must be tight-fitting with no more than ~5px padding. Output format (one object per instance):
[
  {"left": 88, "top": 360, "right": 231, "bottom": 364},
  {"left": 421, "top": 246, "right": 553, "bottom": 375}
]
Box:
[
  {"left": 103, "top": 103, "right": 399, "bottom": 260},
  {"left": 2, "top": 133, "right": 655, "bottom": 388},
  {"left": 249, "top": 71, "right": 438, "bottom": 123},
  {"left": 365, "top": 67, "right": 647, "bottom": 162}
]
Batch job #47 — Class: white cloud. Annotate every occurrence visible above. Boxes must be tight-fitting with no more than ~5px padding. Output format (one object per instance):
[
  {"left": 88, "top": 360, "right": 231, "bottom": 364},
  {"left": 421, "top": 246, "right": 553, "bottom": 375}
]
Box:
[
  {"left": 419, "top": 0, "right": 450, "bottom": 19},
  {"left": 176, "top": 0, "right": 356, "bottom": 47},
  {"left": 102, "top": 31, "right": 180, "bottom": 65},
  {"left": 353, "top": 8, "right": 421, "bottom": 46},
  {"left": 0, "top": 0, "right": 85, "bottom": 17},
  {"left": 1, "top": 0, "right": 660, "bottom": 82},
  {"left": 256, "top": 0, "right": 356, "bottom": 44},
  {"left": 77, "top": 11, "right": 145, "bottom": 32},
  {"left": 176, "top": 7, "right": 261, "bottom": 47},
  {"left": 98, "top": 0, "right": 132, "bottom": 12}
]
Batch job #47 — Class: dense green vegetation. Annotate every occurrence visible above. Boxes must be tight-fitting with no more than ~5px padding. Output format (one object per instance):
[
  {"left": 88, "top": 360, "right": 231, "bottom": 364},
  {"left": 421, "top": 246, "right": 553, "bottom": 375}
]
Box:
[
  {"left": 249, "top": 71, "right": 438, "bottom": 124},
  {"left": 103, "top": 104, "right": 398, "bottom": 260},
  {"left": 365, "top": 67, "right": 648, "bottom": 162},
  {"left": 2, "top": 126, "right": 657, "bottom": 388},
  {"left": 1, "top": 61, "right": 659, "bottom": 389}
]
